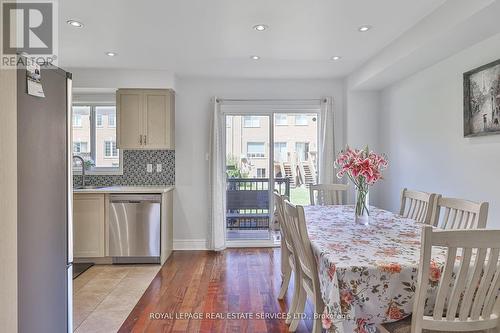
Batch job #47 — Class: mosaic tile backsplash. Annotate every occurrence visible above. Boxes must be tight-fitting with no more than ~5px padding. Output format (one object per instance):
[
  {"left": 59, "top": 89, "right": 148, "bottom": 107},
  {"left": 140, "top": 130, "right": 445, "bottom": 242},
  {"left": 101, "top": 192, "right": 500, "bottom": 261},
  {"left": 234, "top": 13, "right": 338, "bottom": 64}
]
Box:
[{"left": 73, "top": 150, "right": 175, "bottom": 187}]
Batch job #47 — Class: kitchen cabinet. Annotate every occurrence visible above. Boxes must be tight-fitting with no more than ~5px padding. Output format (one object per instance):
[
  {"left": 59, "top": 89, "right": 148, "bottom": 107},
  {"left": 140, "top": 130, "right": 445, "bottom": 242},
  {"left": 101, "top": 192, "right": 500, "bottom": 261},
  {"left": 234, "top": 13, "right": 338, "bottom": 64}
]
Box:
[
  {"left": 73, "top": 193, "right": 105, "bottom": 257},
  {"left": 116, "top": 89, "right": 175, "bottom": 150}
]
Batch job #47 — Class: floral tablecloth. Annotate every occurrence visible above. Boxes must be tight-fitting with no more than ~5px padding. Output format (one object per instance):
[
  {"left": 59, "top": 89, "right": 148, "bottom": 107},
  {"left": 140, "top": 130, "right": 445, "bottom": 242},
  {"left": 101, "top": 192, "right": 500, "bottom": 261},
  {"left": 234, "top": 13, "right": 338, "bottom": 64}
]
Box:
[{"left": 304, "top": 205, "right": 446, "bottom": 333}]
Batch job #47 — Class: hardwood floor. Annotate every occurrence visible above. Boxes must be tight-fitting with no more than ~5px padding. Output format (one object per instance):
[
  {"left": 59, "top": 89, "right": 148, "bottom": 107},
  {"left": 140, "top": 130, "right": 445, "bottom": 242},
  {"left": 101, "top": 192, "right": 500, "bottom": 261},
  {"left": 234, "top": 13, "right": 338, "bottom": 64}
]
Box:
[{"left": 119, "top": 248, "right": 313, "bottom": 333}]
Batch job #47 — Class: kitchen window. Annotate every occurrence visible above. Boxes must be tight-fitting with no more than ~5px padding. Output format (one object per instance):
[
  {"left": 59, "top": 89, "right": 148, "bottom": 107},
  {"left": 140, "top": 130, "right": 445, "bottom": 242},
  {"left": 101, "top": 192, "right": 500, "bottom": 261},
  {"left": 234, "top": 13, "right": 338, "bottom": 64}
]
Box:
[
  {"left": 72, "top": 104, "right": 122, "bottom": 174},
  {"left": 247, "top": 142, "right": 265, "bottom": 158}
]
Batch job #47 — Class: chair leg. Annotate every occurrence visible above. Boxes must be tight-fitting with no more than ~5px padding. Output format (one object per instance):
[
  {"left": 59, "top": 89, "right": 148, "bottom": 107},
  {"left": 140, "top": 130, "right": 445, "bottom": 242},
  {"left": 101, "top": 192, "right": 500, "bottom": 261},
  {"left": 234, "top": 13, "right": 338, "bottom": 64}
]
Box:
[
  {"left": 286, "top": 265, "right": 301, "bottom": 325},
  {"left": 312, "top": 286, "right": 324, "bottom": 333},
  {"left": 288, "top": 286, "right": 306, "bottom": 332},
  {"left": 278, "top": 264, "right": 291, "bottom": 300}
]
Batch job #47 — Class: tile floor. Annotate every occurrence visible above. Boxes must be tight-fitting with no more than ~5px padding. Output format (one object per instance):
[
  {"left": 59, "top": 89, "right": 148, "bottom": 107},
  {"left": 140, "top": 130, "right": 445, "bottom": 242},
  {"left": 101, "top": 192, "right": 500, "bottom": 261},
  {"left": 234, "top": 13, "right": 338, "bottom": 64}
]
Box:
[{"left": 73, "top": 264, "right": 161, "bottom": 333}]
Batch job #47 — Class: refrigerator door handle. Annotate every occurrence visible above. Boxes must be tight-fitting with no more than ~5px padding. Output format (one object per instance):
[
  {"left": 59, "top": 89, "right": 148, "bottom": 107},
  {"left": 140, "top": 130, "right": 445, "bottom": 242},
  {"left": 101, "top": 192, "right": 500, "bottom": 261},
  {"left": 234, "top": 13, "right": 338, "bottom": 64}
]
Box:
[{"left": 67, "top": 76, "right": 73, "bottom": 264}]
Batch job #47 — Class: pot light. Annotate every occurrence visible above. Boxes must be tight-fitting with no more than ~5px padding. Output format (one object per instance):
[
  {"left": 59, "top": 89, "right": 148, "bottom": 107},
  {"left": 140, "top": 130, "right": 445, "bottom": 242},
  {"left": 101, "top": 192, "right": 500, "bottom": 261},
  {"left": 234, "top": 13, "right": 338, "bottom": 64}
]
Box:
[
  {"left": 67, "top": 20, "right": 83, "bottom": 28},
  {"left": 253, "top": 24, "right": 268, "bottom": 32},
  {"left": 105, "top": 52, "right": 117, "bottom": 57},
  {"left": 250, "top": 55, "right": 260, "bottom": 60},
  {"left": 331, "top": 56, "right": 342, "bottom": 61},
  {"left": 358, "top": 25, "right": 372, "bottom": 32}
]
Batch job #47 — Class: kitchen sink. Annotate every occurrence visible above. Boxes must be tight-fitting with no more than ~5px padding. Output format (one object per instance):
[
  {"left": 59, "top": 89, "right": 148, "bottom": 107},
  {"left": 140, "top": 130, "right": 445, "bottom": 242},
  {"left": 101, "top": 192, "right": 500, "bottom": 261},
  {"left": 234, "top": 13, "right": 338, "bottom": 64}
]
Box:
[{"left": 74, "top": 185, "right": 107, "bottom": 190}]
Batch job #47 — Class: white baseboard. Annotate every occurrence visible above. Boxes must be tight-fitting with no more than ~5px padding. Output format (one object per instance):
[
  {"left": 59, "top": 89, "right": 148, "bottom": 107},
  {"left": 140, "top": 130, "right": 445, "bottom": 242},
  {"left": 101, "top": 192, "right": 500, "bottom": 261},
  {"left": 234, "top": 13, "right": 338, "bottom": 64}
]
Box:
[
  {"left": 226, "top": 240, "right": 280, "bottom": 248},
  {"left": 173, "top": 238, "right": 209, "bottom": 250}
]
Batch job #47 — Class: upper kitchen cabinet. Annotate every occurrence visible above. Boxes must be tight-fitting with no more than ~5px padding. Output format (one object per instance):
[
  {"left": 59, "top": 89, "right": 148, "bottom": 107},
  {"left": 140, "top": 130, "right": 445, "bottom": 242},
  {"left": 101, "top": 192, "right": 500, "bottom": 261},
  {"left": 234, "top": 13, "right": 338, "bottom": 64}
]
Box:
[{"left": 116, "top": 89, "right": 175, "bottom": 149}]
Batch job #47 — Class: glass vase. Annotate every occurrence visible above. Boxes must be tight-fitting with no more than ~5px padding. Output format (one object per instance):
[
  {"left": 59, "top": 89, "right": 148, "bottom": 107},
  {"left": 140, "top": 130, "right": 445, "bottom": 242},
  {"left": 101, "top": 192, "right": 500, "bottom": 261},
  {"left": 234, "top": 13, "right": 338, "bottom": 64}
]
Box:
[{"left": 355, "top": 187, "right": 370, "bottom": 225}]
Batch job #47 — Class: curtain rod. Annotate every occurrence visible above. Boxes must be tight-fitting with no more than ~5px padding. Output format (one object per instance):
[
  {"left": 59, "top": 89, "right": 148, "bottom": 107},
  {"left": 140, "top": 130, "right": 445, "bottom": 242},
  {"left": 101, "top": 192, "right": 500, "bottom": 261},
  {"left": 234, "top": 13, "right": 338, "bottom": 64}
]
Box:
[{"left": 217, "top": 98, "right": 326, "bottom": 103}]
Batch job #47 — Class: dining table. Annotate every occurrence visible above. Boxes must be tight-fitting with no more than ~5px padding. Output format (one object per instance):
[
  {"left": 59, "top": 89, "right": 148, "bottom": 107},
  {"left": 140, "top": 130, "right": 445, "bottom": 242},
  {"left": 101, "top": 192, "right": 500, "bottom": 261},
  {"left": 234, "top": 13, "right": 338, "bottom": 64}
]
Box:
[{"left": 303, "top": 205, "right": 447, "bottom": 333}]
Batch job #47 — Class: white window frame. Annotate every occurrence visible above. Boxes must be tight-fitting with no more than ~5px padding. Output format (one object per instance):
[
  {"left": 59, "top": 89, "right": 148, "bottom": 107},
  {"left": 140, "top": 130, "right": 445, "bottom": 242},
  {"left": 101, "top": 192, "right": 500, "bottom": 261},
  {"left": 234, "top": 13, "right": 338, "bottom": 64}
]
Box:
[
  {"left": 243, "top": 116, "right": 260, "bottom": 128},
  {"left": 73, "top": 141, "right": 88, "bottom": 154},
  {"left": 273, "top": 142, "right": 287, "bottom": 162},
  {"left": 295, "top": 142, "right": 310, "bottom": 161},
  {"left": 73, "top": 114, "right": 82, "bottom": 127},
  {"left": 247, "top": 142, "right": 266, "bottom": 158},
  {"left": 72, "top": 102, "right": 123, "bottom": 175},
  {"left": 108, "top": 113, "right": 116, "bottom": 128},
  {"left": 104, "top": 140, "right": 118, "bottom": 158},
  {"left": 96, "top": 114, "right": 103, "bottom": 127}
]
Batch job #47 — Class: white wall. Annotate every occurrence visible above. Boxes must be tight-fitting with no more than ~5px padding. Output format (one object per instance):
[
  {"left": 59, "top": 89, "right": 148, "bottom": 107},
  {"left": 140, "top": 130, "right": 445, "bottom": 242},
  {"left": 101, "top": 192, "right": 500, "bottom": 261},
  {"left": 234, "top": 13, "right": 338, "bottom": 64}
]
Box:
[
  {"left": 345, "top": 91, "right": 383, "bottom": 206},
  {"left": 378, "top": 32, "right": 500, "bottom": 227},
  {"left": 68, "top": 68, "right": 176, "bottom": 90},
  {"left": 174, "top": 77, "right": 345, "bottom": 247}
]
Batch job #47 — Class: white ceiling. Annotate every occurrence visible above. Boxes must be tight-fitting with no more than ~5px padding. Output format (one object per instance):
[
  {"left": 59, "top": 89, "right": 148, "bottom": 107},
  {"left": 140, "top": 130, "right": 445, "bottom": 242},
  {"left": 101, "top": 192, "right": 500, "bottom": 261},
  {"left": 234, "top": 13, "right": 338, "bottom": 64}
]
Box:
[{"left": 59, "top": 0, "right": 446, "bottom": 78}]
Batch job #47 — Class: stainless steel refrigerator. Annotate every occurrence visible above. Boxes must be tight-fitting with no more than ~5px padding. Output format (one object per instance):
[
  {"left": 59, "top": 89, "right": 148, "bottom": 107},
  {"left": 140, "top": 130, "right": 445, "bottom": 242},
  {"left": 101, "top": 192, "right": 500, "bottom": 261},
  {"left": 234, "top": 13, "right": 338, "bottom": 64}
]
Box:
[{"left": 17, "top": 61, "right": 73, "bottom": 333}]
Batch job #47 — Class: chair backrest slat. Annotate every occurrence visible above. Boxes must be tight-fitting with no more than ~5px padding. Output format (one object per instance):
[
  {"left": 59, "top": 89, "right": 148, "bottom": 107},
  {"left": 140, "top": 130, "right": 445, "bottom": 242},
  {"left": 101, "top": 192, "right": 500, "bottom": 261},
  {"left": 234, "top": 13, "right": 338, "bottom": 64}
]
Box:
[
  {"left": 413, "top": 226, "right": 500, "bottom": 332},
  {"left": 433, "top": 246, "right": 457, "bottom": 320},
  {"left": 471, "top": 248, "right": 500, "bottom": 320},
  {"left": 283, "top": 200, "right": 315, "bottom": 280},
  {"left": 309, "top": 183, "right": 347, "bottom": 206},
  {"left": 399, "top": 188, "right": 437, "bottom": 224},
  {"left": 432, "top": 196, "right": 489, "bottom": 229},
  {"left": 445, "top": 247, "right": 472, "bottom": 320},
  {"left": 274, "top": 191, "right": 293, "bottom": 252}
]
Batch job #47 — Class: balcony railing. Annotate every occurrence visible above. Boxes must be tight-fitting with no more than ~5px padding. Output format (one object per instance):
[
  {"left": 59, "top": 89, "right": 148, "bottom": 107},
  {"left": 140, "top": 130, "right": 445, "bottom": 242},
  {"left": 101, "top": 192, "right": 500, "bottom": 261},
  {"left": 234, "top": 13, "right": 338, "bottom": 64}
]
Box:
[{"left": 226, "top": 177, "right": 290, "bottom": 231}]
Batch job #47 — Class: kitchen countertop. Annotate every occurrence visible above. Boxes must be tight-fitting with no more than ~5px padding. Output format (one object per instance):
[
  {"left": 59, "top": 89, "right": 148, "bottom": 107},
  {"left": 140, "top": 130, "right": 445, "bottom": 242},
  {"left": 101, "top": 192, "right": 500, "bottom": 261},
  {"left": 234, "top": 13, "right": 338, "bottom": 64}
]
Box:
[{"left": 73, "top": 185, "right": 174, "bottom": 194}]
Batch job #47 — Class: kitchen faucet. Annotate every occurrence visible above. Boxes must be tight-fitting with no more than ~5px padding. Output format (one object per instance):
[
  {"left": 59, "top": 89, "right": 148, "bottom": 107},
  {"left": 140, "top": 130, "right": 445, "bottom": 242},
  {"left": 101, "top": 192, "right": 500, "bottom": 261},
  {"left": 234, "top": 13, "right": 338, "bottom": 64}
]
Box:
[{"left": 73, "top": 155, "right": 86, "bottom": 187}]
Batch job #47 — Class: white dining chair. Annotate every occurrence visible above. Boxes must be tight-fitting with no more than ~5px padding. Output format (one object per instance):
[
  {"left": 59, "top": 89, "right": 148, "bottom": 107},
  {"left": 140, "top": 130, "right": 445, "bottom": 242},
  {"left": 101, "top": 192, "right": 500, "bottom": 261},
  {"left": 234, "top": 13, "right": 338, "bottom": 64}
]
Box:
[
  {"left": 378, "top": 225, "right": 500, "bottom": 333},
  {"left": 432, "top": 196, "right": 489, "bottom": 229},
  {"left": 399, "top": 188, "right": 438, "bottom": 224},
  {"left": 283, "top": 199, "right": 324, "bottom": 333},
  {"left": 309, "top": 183, "right": 348, "bottom": 206},
  {"left": 274, "top": 191, "right": 301, "bottom": 328}
]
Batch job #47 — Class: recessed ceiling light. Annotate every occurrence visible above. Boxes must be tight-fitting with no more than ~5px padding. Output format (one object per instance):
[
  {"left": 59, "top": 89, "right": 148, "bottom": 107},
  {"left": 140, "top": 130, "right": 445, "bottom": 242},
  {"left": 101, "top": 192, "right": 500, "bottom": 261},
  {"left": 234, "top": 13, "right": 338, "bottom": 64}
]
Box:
[
  {"left": 253, "top": 24, "right": 268, "bottom": 31},
  {"left": 250, "top": 55, "right": 260, "bottom": 60},
  {"left": 105, "top": 52, "right": 117, "bottom": 57},
  {"left": 331, "top": 56, "right": 342, "bottom": 61},
  {"left": 358, "top": 25, "right": 372, "bottom": 32},
  {"left": 67, "top": 20, "right": 83, "bottom": 28}
]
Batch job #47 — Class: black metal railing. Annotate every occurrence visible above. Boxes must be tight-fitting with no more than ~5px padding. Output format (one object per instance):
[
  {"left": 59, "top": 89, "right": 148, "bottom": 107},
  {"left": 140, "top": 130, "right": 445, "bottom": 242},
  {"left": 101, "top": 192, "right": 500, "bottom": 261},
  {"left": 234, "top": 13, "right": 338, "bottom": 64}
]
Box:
[{"left": 226, "top": 177, "right": 290, "bottom": 230}]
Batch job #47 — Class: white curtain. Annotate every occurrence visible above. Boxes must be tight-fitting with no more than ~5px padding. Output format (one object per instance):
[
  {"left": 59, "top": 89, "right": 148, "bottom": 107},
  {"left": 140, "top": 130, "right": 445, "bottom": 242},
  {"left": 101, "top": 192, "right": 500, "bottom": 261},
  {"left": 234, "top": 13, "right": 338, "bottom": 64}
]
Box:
[
  {"left": 208, "top": 97, "right": 227, "bottom": 251},
  {"left": 318, "top": 97, "right": 336, "bottom": 184}
]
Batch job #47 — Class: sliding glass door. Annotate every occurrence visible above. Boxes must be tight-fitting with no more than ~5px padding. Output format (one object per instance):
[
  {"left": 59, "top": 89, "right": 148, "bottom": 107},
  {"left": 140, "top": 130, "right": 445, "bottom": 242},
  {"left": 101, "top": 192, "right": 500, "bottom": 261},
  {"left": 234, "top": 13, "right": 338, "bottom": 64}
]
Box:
[
  {"left": 273, "top": 112, "right": 318, "bottom": 205},
  {"left": 224, "top": 110, "right": 319, "bottom": 243},
  {"left": 226, "top": 115, "right": 271, "bottom": 241}
]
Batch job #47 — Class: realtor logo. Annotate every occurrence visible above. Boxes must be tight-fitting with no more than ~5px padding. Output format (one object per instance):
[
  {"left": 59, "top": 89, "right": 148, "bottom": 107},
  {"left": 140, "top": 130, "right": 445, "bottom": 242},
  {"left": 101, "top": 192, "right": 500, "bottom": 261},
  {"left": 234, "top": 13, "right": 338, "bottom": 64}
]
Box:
[{"left": 1, "top": 1, "right": 58, "bottom": 67}]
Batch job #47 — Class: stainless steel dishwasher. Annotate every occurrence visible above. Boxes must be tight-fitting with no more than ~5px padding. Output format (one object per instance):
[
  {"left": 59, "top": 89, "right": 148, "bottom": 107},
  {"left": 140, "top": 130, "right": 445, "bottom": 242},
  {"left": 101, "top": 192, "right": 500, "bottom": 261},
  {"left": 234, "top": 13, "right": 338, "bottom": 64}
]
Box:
[{"left": 109, "top": 194, "right": 161, "bottom": 264}]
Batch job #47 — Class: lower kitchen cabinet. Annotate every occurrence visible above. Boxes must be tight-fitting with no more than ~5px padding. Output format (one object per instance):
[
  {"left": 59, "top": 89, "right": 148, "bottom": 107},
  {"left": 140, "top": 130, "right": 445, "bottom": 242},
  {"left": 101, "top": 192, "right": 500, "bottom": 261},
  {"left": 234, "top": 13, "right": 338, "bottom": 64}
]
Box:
[{"left": 73, "top": 193, "right": 105, "bottom": 257}]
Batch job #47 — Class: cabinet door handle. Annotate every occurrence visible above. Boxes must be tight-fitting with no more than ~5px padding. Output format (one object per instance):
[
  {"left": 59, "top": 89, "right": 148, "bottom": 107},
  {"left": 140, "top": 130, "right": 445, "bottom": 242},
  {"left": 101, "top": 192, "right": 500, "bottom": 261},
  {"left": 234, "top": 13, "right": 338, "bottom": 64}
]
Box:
[
  {"left": 144, "top": 135, "right": 147, "bottom": 145},
  {"left": 140, "top": 135, "right": 143, "bottom": 145}
]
